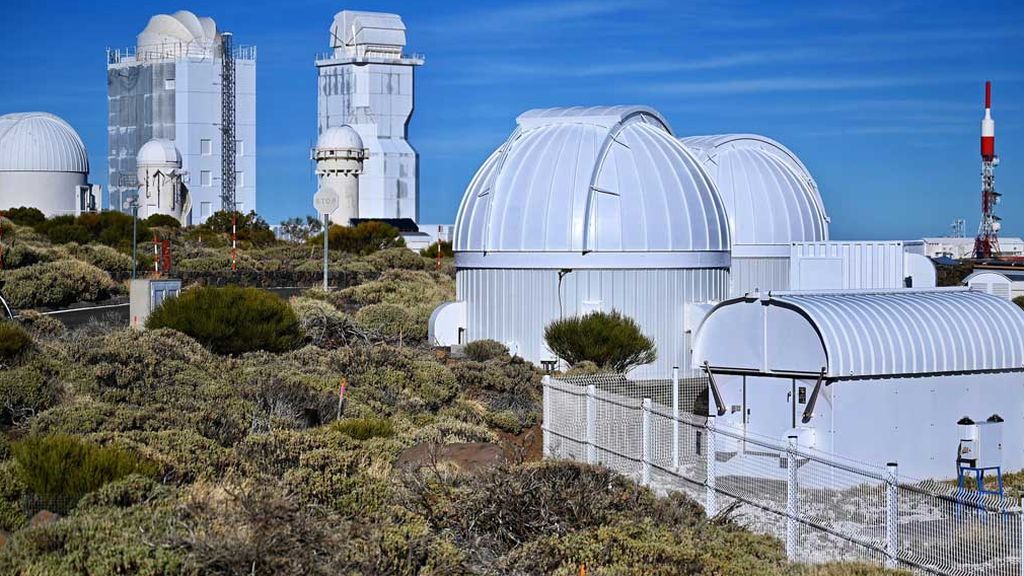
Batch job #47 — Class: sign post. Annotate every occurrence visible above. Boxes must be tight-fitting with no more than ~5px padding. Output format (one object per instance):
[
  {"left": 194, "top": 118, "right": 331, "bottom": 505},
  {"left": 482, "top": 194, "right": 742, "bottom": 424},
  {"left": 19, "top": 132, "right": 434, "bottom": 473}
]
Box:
[{"left": 313, "top": 188, "right": 340, "bottom": 292}]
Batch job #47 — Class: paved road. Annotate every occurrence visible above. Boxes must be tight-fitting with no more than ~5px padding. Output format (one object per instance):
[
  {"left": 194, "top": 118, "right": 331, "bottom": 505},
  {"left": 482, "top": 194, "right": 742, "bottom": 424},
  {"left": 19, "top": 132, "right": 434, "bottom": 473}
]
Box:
[{"left": 7, "top": 286, "right": 307, "bottom": 329}]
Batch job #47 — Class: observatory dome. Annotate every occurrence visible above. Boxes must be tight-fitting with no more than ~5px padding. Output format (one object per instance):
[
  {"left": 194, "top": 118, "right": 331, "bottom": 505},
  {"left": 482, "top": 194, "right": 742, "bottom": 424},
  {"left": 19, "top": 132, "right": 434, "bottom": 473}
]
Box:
[
  {"left": 0, "top": 112, "right": 89, "bottom": 173},
  {"left": 137, "top": 138, "right": 182, "bottom": 167},
  {"left": 454, "top": 106, "right": 730, "bottom": 269},
  {"left": 137, "top": 11, "right": 219, "bottom": 55},
  {"left": 317, "top": 125, "right": 364, "bottom": 150},
  {"left": 680, "top": 134, "right": 828, "bottom": 253}
]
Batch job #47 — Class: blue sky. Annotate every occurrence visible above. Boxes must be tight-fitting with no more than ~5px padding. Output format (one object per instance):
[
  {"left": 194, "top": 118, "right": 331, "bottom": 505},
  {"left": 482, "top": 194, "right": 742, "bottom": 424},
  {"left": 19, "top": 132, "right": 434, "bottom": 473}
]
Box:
[{"left": 2, "top": 0, "right": 1022, "bottom": 240}]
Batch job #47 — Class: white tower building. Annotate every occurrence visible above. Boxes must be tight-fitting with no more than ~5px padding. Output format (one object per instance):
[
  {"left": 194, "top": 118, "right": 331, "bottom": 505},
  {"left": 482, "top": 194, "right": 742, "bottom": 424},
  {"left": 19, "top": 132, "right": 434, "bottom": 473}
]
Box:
[
  {"left": 136, "top": 138, "right": 188, "bottom": 224},
  {"left": 107, "top": 10, "right": 256, "bottom": 224},
  {"left": 315, "top": 11, "right": 423, "bottom": 221},
  {"left": 313, "top": 126, "right": 368, "bottom": 225}
]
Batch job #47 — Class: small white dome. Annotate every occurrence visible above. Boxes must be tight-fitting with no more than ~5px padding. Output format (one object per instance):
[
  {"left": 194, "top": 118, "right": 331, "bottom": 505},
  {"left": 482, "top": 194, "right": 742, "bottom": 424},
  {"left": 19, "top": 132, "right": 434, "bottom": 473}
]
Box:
[
  {"left": 681, "top": 134, "right": 829, "bottom": 253},
  {"left": 137, "top": 138, "right": 182, "bottom": 167},
  {"left": 0, "top": 112, "right": 89, "bottom": 173},
  {"left": 454, "top": 106, "right": 730, "bottom": 269},
  {"left": 317, "top": 125, "right": 364, "bottom": 150}
]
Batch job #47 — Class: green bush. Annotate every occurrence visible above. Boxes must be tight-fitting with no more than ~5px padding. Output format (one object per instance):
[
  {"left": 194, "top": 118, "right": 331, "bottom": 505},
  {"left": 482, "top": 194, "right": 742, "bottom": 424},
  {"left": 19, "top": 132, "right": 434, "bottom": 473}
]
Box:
[
  {"left": 356, "top": 303, "right": 424, "bottom": 341},
  {"left": 196, "top": 210, "right": 276, "bottom": 247},
  {"left": 69, "top": 243, "right": 133, "bottom": 273},
  {"left": 464, "top": 339, "right": 509, "bottom": 362},
  {"left": 332, "top": 417, "right": 396, "bottom": 441},
  {"left": 11, "top": 434, "right": 159, "bottom": 514},
  {"left": 146, "top": 286, "right": 303, "bottom": 355},
  {"left": 0, "top": 259, "right": 117, "bottom": 309},
  {"left": 545, "top": 311, "right": 657, "bottom": 373},
  {"left": 143, "top": 213, "right": 181, "bottom": 228},
  {"left": 0, "top": 321, "right": 33, "bottom": 363},
  {"left": 3, "top": 206, "right": 45, "bottom": 227},
  {"left": 1014, "top": 296, "right": 1024, "bottom": 311},
  {"left": 0, "top": 358, "right": 62, "bottom": 425},
  {"left": 317, "top": 221, "right": 405, "bottom": 255},
  {"left": 364, "top": 247, "right": 429, "bottom": 271},
  {"left": 44, "top": 222, "right": 91, "bottom": 244},
  {"left": 1, "top": 242, "right": 50, "bottom": 269},
  {"left": 419, "top": 240, "right": 453, "bottom": 259}
]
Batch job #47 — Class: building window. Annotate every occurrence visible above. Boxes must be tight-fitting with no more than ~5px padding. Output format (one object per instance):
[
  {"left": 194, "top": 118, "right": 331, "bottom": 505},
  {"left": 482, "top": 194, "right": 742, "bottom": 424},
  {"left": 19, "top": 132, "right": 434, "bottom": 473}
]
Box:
[
  {"left": 201, "top": 171, "right": 212, "bottom": 186},
  {"left": 200, "top": 139, "right": 212, "bottom": 156},
  {"left": 201, "top": 202, "right": 212, "bottom": 220},
  {"left": 165, "top": 78, "right": 176, "bottom": 90},
  {"left": 236, "top": 140, "right": 244, "bottom": 156},
  {"left": 235, "top": 171, "right": 244, "bottom": 187}
]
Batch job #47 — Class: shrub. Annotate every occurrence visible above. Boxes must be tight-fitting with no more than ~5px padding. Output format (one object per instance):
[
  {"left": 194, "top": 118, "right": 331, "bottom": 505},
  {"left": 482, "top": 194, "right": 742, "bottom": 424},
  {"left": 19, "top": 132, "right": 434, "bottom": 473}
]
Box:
[
  {"left": 1014, "top": 296, "right": 1024, "bottom": 311},
  {"left": 0, "top": 259, "right": 117, "bottom": 309},
  {"left": 356, "top": 303, "right": 424, "bottom": 341},
  {"left": 144, "top": 213, "right": 181, "bottom": 228},
  {"left": 44, "top": 222, "right": 91, "bottom": 244},
  {"left": 1, "top": 242, "right": 49, "bottom": 269},
  {"left": 76, "top": 473, "right": 167, "bottom": 510},
  {"left": 197, "top": 210, "right": 276, "bottom": 247},
  {"left": 0, "top": 358, "right": 62, "bottom": 425},
  {"left": 365, "top": 247, "right": 429, "bottom": 271},
  {"left": 70, "top": 243, "right": 133, "bottom": 273},
  {"left": 290, "top": 296, "right": 373, "bottom": 348},
  {"left": 464, "top": 339, "right": 509, "bottom": 362},
  {"left": 332, "top": 417, "right": 396, "bottom": 441},
  {"left": 11, "top": 434, "right": 159, "bottom": 514},
  {"left": 318, "top": 221, "right": 405, "bottom": 255},
  {"left": 0, "top": 321, "right": 33, "bottom": 363},
  {"left": 545, "top": 311, "right": 657, "bottom": 373},
  {"left": 419, "top": 240, "right": 453, "bottom": 259},
  {"left": 3, "top": 206, "right": 45, "bottom": 227},
  {"left": 146, "top": 286, "right": 303, "bottom": 355}
]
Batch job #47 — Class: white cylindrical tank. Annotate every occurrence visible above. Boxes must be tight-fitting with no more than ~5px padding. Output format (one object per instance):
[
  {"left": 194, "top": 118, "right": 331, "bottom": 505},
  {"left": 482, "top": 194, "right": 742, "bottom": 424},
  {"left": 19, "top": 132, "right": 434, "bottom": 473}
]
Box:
[
  {"left": 136, "top": 138, "right": 187, "bottom": 223},
  {"left": 0, "top": 112, "right": 92, "bottom": 217},
  {"left": 313, "top": 125, "right": 367, "bottom": 225}
]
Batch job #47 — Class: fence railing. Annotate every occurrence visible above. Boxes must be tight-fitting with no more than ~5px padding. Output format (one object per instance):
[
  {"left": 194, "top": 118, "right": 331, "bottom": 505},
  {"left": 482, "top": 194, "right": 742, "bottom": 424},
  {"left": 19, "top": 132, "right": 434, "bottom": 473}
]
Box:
[{"left": 542, "top": 374, "right": 1024, "bottom": 576}]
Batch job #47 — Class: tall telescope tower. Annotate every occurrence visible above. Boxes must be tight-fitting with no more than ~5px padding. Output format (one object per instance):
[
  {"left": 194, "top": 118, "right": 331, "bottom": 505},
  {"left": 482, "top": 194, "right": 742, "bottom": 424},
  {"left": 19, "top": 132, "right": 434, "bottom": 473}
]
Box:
[{"left": 974, "top": 81, "right": 1001, "bottom": 259}]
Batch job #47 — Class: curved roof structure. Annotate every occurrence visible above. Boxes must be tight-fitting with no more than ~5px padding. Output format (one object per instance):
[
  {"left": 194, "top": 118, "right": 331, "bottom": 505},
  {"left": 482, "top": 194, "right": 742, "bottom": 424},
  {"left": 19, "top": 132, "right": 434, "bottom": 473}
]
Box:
[
  {"left": 454, "top": 106, "right": 731, "bottom": 269},
  {"left": 681, "top": 134, "right": 828, "bottom": 256},
  {"left": 137, "top": 138, "right": 182, "bottom": 167},
  {"left": 137, "top": 10, "right": 219, "bottom": 55},
  {"left": 317, "top": 125, "right": 364, "bottom": 150},
  {"left": 693, "top": 288, "right": 1024, "bottom": 379},
  {"left": 0, "top": 112, "right": 89, "bottom": 173}
]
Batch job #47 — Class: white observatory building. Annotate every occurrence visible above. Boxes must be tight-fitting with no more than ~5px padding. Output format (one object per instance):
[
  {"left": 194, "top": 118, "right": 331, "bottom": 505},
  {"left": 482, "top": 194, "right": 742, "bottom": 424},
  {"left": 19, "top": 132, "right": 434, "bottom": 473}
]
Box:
[
  {"left": 313, "top": 126, "right": 368, "bottom": 225},
  {"left": 681, "top": 135, "right": 830, "bottom": 295},
  {"left": 432, "top": 106, "right": 731, "bottom": 377},
  {"left": 107, "top": 10, "right": 256, "bottom": 223},
  {"left": 315, "top": 11, "right": 423, "bottom": 222},
  {"left": 136, "top": 138, "right": 188, "bottom": 223},
  {"left": 0, "top": 112, "right": 99, "bottom": 216}
]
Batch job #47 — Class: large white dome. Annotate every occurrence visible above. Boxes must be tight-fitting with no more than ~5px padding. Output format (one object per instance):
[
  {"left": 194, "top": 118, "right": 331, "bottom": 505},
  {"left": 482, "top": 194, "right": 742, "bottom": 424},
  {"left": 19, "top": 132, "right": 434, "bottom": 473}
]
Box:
[
  {"left": 137, "top": 138, "right": 182, "bottom": 167},
  {"left": 454, "top": 106, "right": 731, "bottom": 269},
  {"left": 0, "top": 112, "right": 89, "bottom": 173},
  {"left": 137, "top": 11, "right": 219, "bottom": 56},
  {"left": 680, "top": 134, "right": 829, "bottom": 255}
]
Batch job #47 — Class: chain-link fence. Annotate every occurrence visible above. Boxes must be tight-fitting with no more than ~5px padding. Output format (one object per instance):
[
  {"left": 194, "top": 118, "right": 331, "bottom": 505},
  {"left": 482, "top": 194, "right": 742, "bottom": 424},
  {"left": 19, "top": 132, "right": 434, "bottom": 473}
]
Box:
[{"left": 542, "top": 374, "right": 1023, "bottom": 576}]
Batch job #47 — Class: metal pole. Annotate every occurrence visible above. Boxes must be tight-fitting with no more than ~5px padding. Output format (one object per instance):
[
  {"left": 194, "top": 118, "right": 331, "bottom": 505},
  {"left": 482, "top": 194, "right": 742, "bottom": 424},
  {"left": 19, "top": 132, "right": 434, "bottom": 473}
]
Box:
[
  {"left": 641, "top": 398, "right": 652, "bottom": 486},
  {"left": 706, "top": 415, "right": 717, "bottom": 517},
  {"left": 1019, "top": 497, "right": 1023, "bottom": 576},
  {"left": 322, "top": 212, "right": 330, "bottom": 291},
  {"left": 542, "top": 375, "right": 552, "bottom": 458},
  {"left": 131, "top": 204, "right": 138, "bottom": 280},
  {"left": 886, "top": 462, "right": 899, "bottom": 569},
  {"left": 786, "top": 434, "right": 799, "bottom": 561},
  {"left": 672, "top": 366, "right": 680, "bottom": 471},
  {"left": 586, "top": 384, "right": 597, "bottom": 465}
]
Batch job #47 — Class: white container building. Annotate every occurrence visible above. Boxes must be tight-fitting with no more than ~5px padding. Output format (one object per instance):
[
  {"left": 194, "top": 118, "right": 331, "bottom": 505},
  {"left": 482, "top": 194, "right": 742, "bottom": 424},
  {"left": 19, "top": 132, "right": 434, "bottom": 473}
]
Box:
[
  {"left": 964, "top": 268, "right": 1024, "bottom": 300},
  {"left": 432, "top": 106, "right": 731, "bottom": 377},
  {"left": 315, "top": 11, "right": 423, "bottom": 222},
  {"left": 0, "top": 112, "right": 99, "bottom": 216},
  {"left": 692, "top": 288, "right": 1024, "bottom": 481},
  {"left": 107, "top": 10, "right": 256, "bottom": 223}
]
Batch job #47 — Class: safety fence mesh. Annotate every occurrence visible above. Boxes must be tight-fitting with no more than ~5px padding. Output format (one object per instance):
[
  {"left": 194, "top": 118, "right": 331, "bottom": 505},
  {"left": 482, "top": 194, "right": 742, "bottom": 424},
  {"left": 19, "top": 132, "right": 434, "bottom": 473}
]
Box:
[{"left": 542, "top": 375, "right": 1023, "bottom": 576}]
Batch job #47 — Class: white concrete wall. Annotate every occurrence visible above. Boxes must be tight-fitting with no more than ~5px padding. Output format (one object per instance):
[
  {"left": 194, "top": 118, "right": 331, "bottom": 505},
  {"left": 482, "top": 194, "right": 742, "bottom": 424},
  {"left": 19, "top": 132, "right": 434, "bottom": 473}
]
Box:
[
  {"left": 0, "top": 171, "right": 87, "bottom": 216},
  {"left": 457, "top": 267, "right": 729, "bottom": 378}
]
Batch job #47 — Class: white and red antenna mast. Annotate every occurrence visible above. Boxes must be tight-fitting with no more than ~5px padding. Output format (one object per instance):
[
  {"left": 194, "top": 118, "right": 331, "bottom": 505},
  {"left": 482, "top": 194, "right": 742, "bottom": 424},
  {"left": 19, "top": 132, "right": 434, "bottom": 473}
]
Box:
[{"left": 974, "top": 81, "right": 1001, "bottom": 259}]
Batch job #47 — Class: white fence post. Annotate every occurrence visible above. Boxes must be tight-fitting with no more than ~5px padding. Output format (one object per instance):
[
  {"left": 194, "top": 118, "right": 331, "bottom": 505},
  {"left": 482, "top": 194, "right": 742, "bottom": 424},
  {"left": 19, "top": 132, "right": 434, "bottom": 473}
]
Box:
[
  {"left": 885, "top": 462, "right": 898, "bottom": 569},
  {"left": 541, "top": 375, "right": 551, "bottom": 458},
  {"left": 586, "top": 384, "right": 597, "bottom": 465},
  {"left": 706, "top": 415, "right": 717, "bottom": 517},
  {"left": 641, "top": 398, "right": 652, "bottom": 486},
  {"left": 786, "top": 434, "right": 799, "bottom": 561},
  {"left": 672, "top": 366, "right": 680, "bottom": 471},
  {"left": 1019, "top": 497, "right": 1023, "bottom": 576}
]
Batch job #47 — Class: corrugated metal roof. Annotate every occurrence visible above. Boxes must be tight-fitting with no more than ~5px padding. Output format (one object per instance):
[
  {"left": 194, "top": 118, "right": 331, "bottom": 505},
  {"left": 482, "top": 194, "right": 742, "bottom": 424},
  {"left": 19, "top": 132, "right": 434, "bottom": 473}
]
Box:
[
  {"left": 0, "top": 112, "right": 89, "bottom": 173},
  {"left": 681, "top": 134, "right": 828, "bottom": 255},
  {"left": 693, "top": 288, "right": 1024, "bottom": 379},
  {"left": 453, "top": 105, "right": 731, "bottom": 269}
]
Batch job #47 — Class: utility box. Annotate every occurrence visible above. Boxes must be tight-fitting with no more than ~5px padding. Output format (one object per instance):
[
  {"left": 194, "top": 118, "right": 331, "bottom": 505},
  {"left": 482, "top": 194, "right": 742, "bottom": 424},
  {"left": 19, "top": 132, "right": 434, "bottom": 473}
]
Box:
[
  {"left": 957, "top": 414, "right": 1005, "bottom": 468},
  {"left": 130, "top": 279, "right": 181, "bottom": 329}
]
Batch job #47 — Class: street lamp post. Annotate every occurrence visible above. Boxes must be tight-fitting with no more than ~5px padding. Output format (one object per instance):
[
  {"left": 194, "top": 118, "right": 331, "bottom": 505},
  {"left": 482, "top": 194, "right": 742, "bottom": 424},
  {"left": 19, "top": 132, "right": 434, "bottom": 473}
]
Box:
[{"left": 124, "top": 196, "right": 140, "bottom": 280}]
